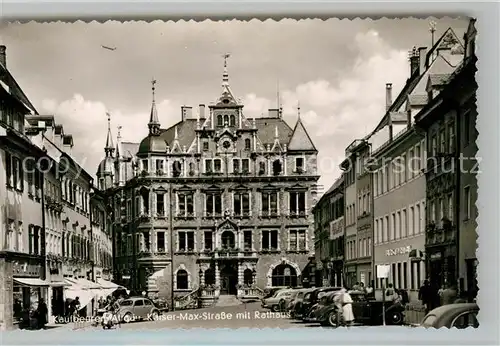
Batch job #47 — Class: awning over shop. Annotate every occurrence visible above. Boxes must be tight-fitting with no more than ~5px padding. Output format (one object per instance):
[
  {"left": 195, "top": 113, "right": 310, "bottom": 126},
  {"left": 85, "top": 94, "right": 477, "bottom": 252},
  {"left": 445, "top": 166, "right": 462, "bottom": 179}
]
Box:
[
  {"left": 95, "top": 278, "right": 127, "bottom": 298},
  {"left": 13, "top": 278, "right": 50, "bottom": 287},
  {"left": 64, "top": 288, "right": 95, "bottom": 310},
  {"left": 49, "top": 281, "right": 71, "bottom": 287},
  {"left": 64, "top": 278, "right": 102, "bottom": 310}
]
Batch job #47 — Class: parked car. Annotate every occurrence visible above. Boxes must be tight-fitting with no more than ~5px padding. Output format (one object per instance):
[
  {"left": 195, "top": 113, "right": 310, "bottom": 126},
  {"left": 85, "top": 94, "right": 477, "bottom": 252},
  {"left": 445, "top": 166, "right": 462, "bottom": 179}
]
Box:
[
  {"left": 317, "top": 290, "right": 405, "bottom": 327},
  {"left": 288, "top": 288, "right": 315, "bottom": 319},
  {"left": 261, "top": 289, "right": 294, "bottom": 312},
  {"left": 116, "top": 297, "right": 161, "bottom": 323},
  {"left": 294, "top": 287, "right": 342, "bottom": 320},
  {"left": 306, "top": 291, "right": 340, "bottom": 324},
  {"left": 262, "top": 287, "right": 288, "bottom": 299},
  {"left": 420, "top": 303, "right": 479, "bottom": 329}
]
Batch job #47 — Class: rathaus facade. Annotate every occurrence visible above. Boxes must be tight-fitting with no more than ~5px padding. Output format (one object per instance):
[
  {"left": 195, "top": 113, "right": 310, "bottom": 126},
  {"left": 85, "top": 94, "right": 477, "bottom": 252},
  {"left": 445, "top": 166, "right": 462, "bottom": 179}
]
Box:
[{"left": 97, "top": 61, "right": 319, "bottom": 305}]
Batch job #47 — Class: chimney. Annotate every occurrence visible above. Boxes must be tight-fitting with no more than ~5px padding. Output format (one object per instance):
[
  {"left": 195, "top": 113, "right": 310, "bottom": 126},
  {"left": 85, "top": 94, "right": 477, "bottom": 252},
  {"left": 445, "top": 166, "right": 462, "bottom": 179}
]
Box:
[
  {"left": 418, "top": 47, "right": 428, "bottom": 73},
  {"left": 0, "top": 45, "right": 6, "bottom": 68},
  {"left": 199, "top": 104, "right": 206, "bottom": 119},
  {"left": 181, "top": 106, "right": 192, "bottom": 121},
  {"left": 385, "top": 83, "right": 392, "bottom": 111},
  {"left": 409, "top": 46, "right": 419, "bottom": 76},
  {"left": 268, "top": 108, "right": 279, "bottom": 118}
]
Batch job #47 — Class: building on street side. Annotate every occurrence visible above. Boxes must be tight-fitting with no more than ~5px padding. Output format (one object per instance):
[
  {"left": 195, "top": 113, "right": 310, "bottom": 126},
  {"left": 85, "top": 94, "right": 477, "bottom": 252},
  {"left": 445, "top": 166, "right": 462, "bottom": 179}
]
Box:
[
  {"left": 102, "top": 57, "right": 320, "bottom": 308},
  {"left": 414, "top": 20, "right": 477, "bottom": 300},
  {"left": 313, "top": 176, "right": 344, "bottom": 287}
]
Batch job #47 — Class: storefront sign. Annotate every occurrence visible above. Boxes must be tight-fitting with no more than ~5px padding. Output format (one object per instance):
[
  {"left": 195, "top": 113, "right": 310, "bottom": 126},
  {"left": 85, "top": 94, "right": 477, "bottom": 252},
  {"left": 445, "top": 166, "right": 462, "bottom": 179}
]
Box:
[
  {"left": 12, "top": 261, "right": 42, "bottom": 277},
  {"left": 386, "top": 245, "right": 412, "bottom": 257},
  {"left": 376, "top": 265, "right": 390, "bottom": 278}
]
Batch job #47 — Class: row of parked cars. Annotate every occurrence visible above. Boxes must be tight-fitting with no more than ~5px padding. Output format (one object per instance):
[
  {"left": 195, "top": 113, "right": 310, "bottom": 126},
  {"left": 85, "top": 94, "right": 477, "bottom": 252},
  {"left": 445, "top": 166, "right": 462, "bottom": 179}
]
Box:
[{"left": 261, "top": 286, "right": 479, "bottom": 328}]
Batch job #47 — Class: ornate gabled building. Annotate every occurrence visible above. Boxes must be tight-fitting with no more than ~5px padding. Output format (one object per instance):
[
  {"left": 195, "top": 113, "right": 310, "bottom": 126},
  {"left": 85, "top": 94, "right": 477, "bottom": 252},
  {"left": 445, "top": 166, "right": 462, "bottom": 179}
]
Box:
[{"left": 102, "top": 57, "right": 320, "bottom": 306}]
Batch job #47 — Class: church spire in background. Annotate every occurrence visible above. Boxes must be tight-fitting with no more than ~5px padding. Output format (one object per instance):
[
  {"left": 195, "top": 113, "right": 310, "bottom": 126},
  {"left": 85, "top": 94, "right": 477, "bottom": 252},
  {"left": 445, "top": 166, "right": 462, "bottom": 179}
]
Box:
[
  {"left": 222, "top": 53, "right": 231, "bottom": 87},
  {"left": 148, "top": 78, "right": 161, "bottom": 135},
  {"left": 104, "top": 112, "right": 115, "bottom": 157}
]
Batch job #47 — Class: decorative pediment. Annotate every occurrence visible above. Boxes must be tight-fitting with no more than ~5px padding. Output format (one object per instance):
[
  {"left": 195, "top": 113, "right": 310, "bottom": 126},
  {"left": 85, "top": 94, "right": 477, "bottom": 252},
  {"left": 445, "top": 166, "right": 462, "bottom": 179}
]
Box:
[
  {"left": 215, "top": 129, "right": 238, "bottom": 142},
  {"left": 174, "top": 185, "right": 194, "bottom": 193},
  {"left": 229, "top": 183, "right": 249, "bottom": 192},
  {"left": 203, "top": 184, "right": 223, "bottom": 192},
  {"left": 286, "top": 183, "right": 308, "bottom": 192},
  {"left": 155, "top": 186, "right": 167, "bottom": 192},
  {"left": 257, "top": 183, "right": 279, "bottom": 192},
  {"left": 217, "top": 218, "right": 238, "bottom": 232}
]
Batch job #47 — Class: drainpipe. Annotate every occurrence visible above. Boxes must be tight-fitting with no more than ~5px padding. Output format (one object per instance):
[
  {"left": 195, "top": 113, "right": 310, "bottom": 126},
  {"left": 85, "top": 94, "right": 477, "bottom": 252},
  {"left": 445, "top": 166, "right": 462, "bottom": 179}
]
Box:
[{"left": 169, "top": 183, "right": 175, "bottom": 310}]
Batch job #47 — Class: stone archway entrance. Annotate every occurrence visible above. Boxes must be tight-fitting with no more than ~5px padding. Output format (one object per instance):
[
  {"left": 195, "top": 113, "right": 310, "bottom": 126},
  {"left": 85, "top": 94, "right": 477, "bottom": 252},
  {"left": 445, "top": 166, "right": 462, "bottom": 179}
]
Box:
[{"left": 220, "top": 262, "right": 238, "bottom": 295}]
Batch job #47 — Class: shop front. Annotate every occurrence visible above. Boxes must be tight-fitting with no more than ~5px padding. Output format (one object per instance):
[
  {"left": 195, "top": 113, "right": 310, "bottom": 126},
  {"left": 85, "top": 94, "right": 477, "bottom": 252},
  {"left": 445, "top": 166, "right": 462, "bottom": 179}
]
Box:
[
  {"left": 0, "top": 253, "right": 47, "bottom": 330},
  {"left": 46, "top": 255, "right": 68, "bottom": 323},
  {"left": 344, "top": 263, "right": 357, "bottom": 289},
  {"left": 425, "top": 244, "right": 457, "bottom": 291},
  {"left": 374, "top": 236, "right": 426, "bottom": 302}
]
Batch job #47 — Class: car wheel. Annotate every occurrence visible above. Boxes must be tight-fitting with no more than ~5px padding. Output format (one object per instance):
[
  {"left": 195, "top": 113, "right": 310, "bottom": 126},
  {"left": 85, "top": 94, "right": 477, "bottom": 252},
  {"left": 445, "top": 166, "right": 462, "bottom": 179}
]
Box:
[
  {"left": 389, "top": 311, "right": 403, "bottom": 325},
  {"left": 272, "top": 305, "right": 280, "bottom": 312},
  {"left": 327, "top": 311, "right": 339, "bottom": 327},
  {"left": 123, "top": 313, "right": 133, "bottom": 323},
  {"left": 150, "top": 310, "right": 159, "bottom": 321}
]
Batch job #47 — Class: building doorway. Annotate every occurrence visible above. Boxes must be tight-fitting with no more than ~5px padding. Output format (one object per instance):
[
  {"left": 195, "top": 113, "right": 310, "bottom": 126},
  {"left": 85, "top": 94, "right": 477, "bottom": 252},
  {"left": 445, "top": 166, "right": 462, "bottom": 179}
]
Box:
[
  {"left": 429, "top": 259, "right": 443, "bottom": 288},
  {"left": 220, "top": 262, "right": 238, "bottom": 295}
]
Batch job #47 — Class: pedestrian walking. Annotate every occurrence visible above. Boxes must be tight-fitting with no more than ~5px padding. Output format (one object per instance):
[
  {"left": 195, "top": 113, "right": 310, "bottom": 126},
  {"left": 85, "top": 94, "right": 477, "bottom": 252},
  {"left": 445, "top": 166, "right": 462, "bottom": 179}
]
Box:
[
  {"left": 36, "top": 298, "right": 48, "bottom": 329},
  {"left": 340, "top": 288, "right": 355, "bottom": 326},
  {"left": 418, "top": 280, "right": 432, "bottom": 314}
]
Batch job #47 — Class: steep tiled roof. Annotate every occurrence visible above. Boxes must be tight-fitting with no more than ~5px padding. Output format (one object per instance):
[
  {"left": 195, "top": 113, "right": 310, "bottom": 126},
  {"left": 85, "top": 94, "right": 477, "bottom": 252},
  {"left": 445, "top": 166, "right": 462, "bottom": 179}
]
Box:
[
  {"left": 159, "top": 119, "right": 198, "bottom": 150},
  {"left": 253, "top": 117, "right": 293, "bottom": 148},
  {"left": 429, "top": 73, "right": 451, "bottom": 87},
  {"left": 408, "top": 94, "right": 428, "bottom": 106},
  {"left": 287, "top": 118, "right": 317, "bottom": 151}
]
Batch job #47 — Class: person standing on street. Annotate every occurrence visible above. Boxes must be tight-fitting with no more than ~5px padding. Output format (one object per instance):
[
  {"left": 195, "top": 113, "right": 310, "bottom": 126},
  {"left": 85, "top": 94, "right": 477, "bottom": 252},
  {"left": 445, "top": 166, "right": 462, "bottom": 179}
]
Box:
[
  {"left": 36, "top": 298, "right": 48, "bottom": 329},
  {"left": 418, "top": 280, "right": 432, "bottom": 314}
]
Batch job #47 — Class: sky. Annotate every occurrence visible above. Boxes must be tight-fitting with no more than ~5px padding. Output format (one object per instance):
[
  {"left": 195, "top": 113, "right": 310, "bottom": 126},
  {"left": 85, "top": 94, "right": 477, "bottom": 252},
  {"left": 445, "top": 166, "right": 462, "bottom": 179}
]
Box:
[{"left": 0, "top": 18, "right": 469, "bottom": 191}]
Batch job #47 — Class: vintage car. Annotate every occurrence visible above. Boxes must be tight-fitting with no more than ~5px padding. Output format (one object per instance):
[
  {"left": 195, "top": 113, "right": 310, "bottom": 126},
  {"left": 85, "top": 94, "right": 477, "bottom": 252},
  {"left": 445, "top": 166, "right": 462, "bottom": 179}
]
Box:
[
  {"left": 294, "top": 287, "right": 343, "bottom": 320},
  {"left": 262, "top": 287, "right": 288, "bottom": 299},
  {"left": 261, "top": 289, "right": 294, "bottom": 312},
  {"left": 288, "top": 288, "right": 315, "bottom": 318},
  {"left": 317, "top": 290, "right": 405, "bottom": 327},
  {"left": 116, "top": 297, "right": 161, "bottom": 323},
  {"left": 305, "top": 291, "right": 340, "bottom": 323},
  {"left": 420, "top": 303, "right": 479, "bottom": 329}
]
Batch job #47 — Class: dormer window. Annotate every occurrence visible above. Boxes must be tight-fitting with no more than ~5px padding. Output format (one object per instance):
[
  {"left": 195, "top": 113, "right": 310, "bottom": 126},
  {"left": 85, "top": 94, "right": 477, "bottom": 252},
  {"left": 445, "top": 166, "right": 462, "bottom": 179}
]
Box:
[
  {"left": 230, "top": 115, "right": 236, "bottom": 127},
  {"left": 203, "top": 141, "right": 209, "bottom": 151},
  {"left": 272, "top": 160, "right": 282, "bottom": 176},
  {"left": 172, "top": 161, "right": 182, "bottom": 178},
  {"left": 217, "top": 115, "right": 223, "bottom": 127},
  {"left": 244, "top": 138, "right": 251, "bottom": 151},
  {"left": 223, "top": 114, "right": 229, "bottom": 126}
]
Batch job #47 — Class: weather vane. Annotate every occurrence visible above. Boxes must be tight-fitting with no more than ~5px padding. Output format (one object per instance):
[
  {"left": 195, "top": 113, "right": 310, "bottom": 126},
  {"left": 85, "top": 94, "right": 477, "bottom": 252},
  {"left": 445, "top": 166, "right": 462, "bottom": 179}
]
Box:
[{"left": 223, "top": 53, "right": 231, "bottom": 68}]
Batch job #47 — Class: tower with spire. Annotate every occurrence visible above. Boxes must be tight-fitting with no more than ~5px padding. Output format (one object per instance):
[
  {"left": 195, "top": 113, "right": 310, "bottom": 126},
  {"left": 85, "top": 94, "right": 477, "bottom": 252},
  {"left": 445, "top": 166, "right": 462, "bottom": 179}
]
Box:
[
  {"left": 148, "top": 78, "right": 161, "bottom": 136},
  {"left": 96, "top": 112, "right": 116, "bottom": 190}
]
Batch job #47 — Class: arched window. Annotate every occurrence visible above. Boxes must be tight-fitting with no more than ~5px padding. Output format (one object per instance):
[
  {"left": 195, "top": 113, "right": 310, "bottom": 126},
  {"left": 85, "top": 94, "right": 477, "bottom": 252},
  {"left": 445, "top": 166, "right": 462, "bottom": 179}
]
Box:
[
  {"left": 244, "top": 138, "right": 251, "bottom": 151},
  {"left": 244, "top": 269, "right": 254, "bottom": 285},
  {"left": 217, "top": 115, "right": 223, "bottom": 127},
  {"left": 189, "top": 162, "right": 195, "bottom": 176},
  {"left": 230, "top": 115, "right": 236, "bottom": 127},
  {"left": 205, "top": 268, "right": 215, "bottom": 286},
  {"left": 223, "top": 114, "right": 229, "bottom": 126},
  {"left": 271, "top": 264, "right": 298, "bottom": 287},
  {"left": 221, "top": 231, "right": 235, "bottom": 249},
  {"left": 172, "top": 161, "right": 182, "bottom": 177},
  {"left": 272, "top": 160, "right": 282, "bottom": 176},
  {"left": 176, "top": 269, "right": 189, "bottom": 290}
]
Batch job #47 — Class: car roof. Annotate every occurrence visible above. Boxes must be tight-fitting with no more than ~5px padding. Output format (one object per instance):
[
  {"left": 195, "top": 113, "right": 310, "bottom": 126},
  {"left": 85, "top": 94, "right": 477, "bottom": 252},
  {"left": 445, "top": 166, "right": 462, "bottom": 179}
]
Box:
[{"left": 428, "top": 303, "right": 479, "bottom": 317}]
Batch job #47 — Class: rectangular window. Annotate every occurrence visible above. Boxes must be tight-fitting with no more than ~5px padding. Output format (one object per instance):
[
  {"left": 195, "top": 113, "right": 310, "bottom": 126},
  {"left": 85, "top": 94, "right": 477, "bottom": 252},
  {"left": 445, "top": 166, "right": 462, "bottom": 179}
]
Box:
[
  {"left": 156, "top": 159, "right": 164, "bottom": 172},
  {"left": 258, "top": 161, "right": 266, "bottom": 175},
  {"left": 178, "top": 193, "right": 194, "bottom": 217},
  {"left": 390, "top": 213, "right": 396, "bottom": 240},
  {"left": 289, "top": 229, "right": 306, "bottom": 251},
  {"left": 241, "top": 159, "right": 250, "bottom": 173},
  {"left": 409, "top": 206, "right": 414, "bottom": 236},
  {"left": 261, "top": 230, "right": 278, "bottom": 250},
  {"left": 448, "top": 193, "right": 453, "bottom": 222},
  {"left": 178, "top": 231, "right": 195, "bottom": 252},
  {"left": 261, "top": 191, "right": 278, "bottom": 216},
  {"left": 205, "top": 193, "right": 222, "bottom": 216},
  {"left": 233, "top": 192, "right": 250, "bottom": 216},
  {"left": 232, "top": 159, "right": 240, "bottom": 173},
  {"left": 156, "top": 231, "right": 165, "bottom": 252},
  {"left": 243, "top": 231, "right": 252, "bottom": 250},
  {"left": 464, "top": 186, "right": 471, "bottom": 220},
  {"left": 204, "top": 231, "right": 213, "bottom": 250},
  {"left": 213, "top": 159, "right": 222, "bottom": 173},
  {"left": 449, "top": 122, "right": 455, "bottom": 153},
  {"left": 295, "top": 157, "right": 304, "bottom": 172},
  {"left": 396, "top": 211, "right": 401, "bottom": 239},
  {"left": 367, "top": 237, "right": 371, "bottom": 256},
  {"left": 156, "top": 193, "right": 165, "bottom": 216},
  {"left": 203, "top": 141, "right": 209, "bottom": 151},
  {"left": 384, "top": 216, "right": 389, "bottom": 242},
  {"left": 403, "top": 262, "right": 408, "bottom": 289},
  {"left": 142, "top": 159, "right": 149, "bottom": 172},
  {"left": 289, "top": 191, "right": 306, "bottom": 215},
  {"left": 205, "top": 159, "right": 213, "bottom": 173}
]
